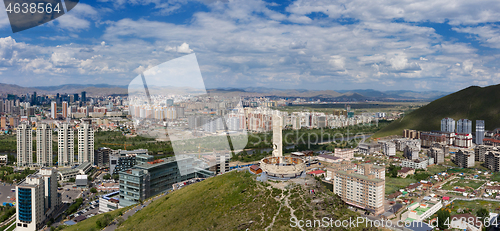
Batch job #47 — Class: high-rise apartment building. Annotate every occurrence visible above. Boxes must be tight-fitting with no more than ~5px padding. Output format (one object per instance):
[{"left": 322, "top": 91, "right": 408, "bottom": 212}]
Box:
[
  {"left": 62, "top": 101, "right": 68, "bottom": 118},
  {"left": 58, "top": 123, "right": 74, "bottom": 167},
  {"left": 457, "top": 119, "right": 472, "bottom": 134},
  {"left": 17, "top": 123, "right": 32, "bottom": 167},
  {"left": 475, "top": 145, "right": 494, "bottom": 162},
  {"left": 81, "top": 91, "right": 86, "bottom": 103},
  {"left": 427, "top": 147, "right": 444, "bottom": 164},
  {"left": 16, "top": 167, "right": 59, "bottom": 231},
  {"left": 476, "top": 120, "right": 485, "bottom": 145},
  {"left": 36, "top": 123, "right": 52, "bottom": 166},
  {"left": 50, "top": 101, "right": 56, "bottom": 119},
  {"left": 441, "top": 118, "right": 455, "bottom": 133},
  {"left": 78, "top": 122, "right": 94, "bottom": 164},
  {"left": 333, "top": 164, "right": 385, "bottom": 215}
]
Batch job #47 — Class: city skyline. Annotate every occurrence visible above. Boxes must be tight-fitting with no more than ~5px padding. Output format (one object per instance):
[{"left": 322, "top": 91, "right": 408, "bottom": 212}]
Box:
[{"left": 0, "top": 0, "right": 499, "bottom": 91}]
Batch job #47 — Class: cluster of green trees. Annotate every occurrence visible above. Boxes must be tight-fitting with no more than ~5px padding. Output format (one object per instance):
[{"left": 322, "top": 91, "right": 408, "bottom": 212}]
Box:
[
  {"left": 95, "top": 213, "right": 113, "bottom": 229},
  {"left": 65, "top": 198, "right": 84, "bottom": 215},
  {"left": 0, "top": 206, "right": 15, "bottom": 223},
  {"left": 0, "top": 167, "right": 35, "bottom": 183},
  {"left": 387, "top": 165, "right": 430, "bottom": 181}
]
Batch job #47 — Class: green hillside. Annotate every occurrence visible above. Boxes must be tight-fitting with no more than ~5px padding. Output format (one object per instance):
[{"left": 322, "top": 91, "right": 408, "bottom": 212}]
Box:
[
  {"left": 373, "top": 84, "right": 500, "bottom": 138},
  {"left": 94, "top": 171, "right": 372, "bottom": 231}
]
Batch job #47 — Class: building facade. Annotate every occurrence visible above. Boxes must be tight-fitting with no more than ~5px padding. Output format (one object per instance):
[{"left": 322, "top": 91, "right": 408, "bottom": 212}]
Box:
[
  {"left": 36, "top": 123, "right": 52, "bottom": 167},
  {"left": 427, "top": 147, "right": 444, "bottom": 164},
  {"left": 333, "top": 164, "right": 385, "bottom": 215},
  {"left": 485, "top": 151, "right": 500, "bottom": 172},
  {"left": 475, "top": 145, "right": 494, "bottom": 162},
  {"left": 17, "top": 123, "right": 33, "bottom": 167},
  {"left": 403, "top": 146, "right": 419, "bottom": 160},
  {"left": 454, "top": 150, "right": 475, "bottom": 168},
  {"left": 58, "top": 123, "right": 74, "bottom": 167},
  {"left": 16, "top": 168, "right": 59, "bottom": 231},
  {"left": 334, "top": 148, "right": 355, "bottom": 160},
  {"left": 380, "top": 142, "right": 396, "bottom": 156},
  {"left": 441, "top": 118, "right": 455, "bottom": 133},
  {"left": 457, "top": 119, "right": 472, "bottom": 134},
  {"left": 78, "top": 123, "right": 94, "bottom": 164},
  {"left": 476, "top": 120, "right": 485, "bottom": 145}
]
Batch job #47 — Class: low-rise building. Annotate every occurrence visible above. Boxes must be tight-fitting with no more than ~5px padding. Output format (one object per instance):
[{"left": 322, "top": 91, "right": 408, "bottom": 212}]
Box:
[
  {"left": 357, "top": 143, "right": 381, "bottom": 155},
  {"left": 0, "top": 155, "right": 7, "bottom": 166},
  {"left": 454, "top": 150, "right": 475, "bottom": 168},
  {"left": 334, "top": 148, "right": 354, "bottom": 160},
  {"left": 99, "top": 191, "right": 122, "bottom": 213},
  {"left": 403, "top": 199, "right": 442, "bottom": 222},
  {"left": 449, "top": 213, "right": 483, "bottom": 231},
  {"left": 401, "top": 158, "right": 434, "bottom": 170},
  {"left": 397, "top": 167, "right": 415, "bottom": 178},
  {"left": 485, "top": 185, "right": 500, "bottom": 194},
  {"left": 75, "top": 175, "right": 88, "bottom": 188},
  {"left": 57, "top": 162, "right": 93, "bottom": 181},
  {"left": 109, "top": 149, "right": 150, "bottom": 174},
  {"left": 316, "top": 154, "right": 342, "bottom": 163}
]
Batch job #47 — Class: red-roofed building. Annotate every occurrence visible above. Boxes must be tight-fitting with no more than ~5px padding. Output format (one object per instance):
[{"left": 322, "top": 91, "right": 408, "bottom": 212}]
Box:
[
  {"left": 249, "top": 165, "right": 262, "bottom": 174},
  {"left": 307, "top": 170, "right": 325, "bottom": 177}
]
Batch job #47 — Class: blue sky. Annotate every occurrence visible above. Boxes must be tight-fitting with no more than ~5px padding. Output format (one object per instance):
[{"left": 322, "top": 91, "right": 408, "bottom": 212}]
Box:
[{"left": 0, "top": 0, "right": 500, "bottom": 91}]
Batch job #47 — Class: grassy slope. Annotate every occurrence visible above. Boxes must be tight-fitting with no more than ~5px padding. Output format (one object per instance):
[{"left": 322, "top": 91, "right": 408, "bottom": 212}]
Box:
[
  {"left": 373, "top": 85, "right": 500, "bottom": 138},
  {"left": 61, "top": 207, "right": 129, "bottom": 231},
  {"left": 115, "top": 171, "right": 370, "bottom": 231}
]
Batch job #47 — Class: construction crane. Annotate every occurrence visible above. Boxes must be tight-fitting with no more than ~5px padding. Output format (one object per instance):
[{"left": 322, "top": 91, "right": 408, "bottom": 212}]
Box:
[{"left": 102, "top": 142, "right": 132, "bottom": 150}]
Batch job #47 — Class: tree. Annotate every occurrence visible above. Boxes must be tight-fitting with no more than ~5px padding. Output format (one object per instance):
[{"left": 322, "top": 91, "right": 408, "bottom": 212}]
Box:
[
  {"left": 90, "top": 187, "right": 97, "bottom": 193},
  {"left": 68, "top": 178, "right": 75, "bottom": 182},
  {"left": 112, "top": 174, "right": 119, "bottom": 180},
  {"left": 103, "top": 174, "right": 111, "bottom": 180},
  {"left": 477, "top": 207, "right": 489, "bottom": 223},
  {"left": 436, "top": 209, "right": 450, "bottom": 230}
]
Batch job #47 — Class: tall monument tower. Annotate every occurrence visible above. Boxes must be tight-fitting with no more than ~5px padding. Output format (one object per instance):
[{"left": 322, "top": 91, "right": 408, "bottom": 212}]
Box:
[{"left": 272, "top": 113, "right": 283, "bottom": 157}]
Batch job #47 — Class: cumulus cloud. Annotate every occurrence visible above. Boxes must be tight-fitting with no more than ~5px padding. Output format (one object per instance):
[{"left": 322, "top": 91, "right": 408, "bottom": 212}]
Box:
[{"left": 0, "top": 0, "right": 497, "bottom": 90}]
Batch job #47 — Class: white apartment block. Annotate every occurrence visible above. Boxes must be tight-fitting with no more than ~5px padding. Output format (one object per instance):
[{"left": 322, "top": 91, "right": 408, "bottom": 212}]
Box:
[
  {"left": 58, "top": 123, "right": 74, "bottom": 167},
  {"left": 17, "top": 123, "right": 33, "bottom": 167},
  {"left": 36, "top": 123, "right": 52, "bottom": 167},
  {"left": 380, "top": 141, "right": 396, "bottom": 156},
  {"left": 78, "top": 123, "right": 94, "bottom": 164}
]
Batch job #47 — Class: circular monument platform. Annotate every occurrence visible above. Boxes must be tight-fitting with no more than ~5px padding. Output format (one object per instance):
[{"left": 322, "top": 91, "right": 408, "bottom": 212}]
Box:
[{"left": 260, "top": 156, "right": 305, "bottom": 178}]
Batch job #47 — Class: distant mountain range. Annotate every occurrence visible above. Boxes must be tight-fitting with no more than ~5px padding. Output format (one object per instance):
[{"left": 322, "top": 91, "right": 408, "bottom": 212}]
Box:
[
  {"left": 373, "top": 84, "right": 500, "bottom": 138},
  {"left": 207, "top": 87, "right": 449, "bottom": 101},
  {"left": 0, "top": 83, "right": 449, "bottom": 100}
]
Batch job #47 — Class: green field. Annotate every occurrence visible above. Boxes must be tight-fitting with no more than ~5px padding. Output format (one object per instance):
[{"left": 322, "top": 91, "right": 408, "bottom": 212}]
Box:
[
  {"left": 96, "top": 171, "right": 370, "bottom": 231},
  {"left": 448, "top": 200, "right": 500, "bottom": 216},
  {"left": 442, "top": 179, "right": 485, "bottom": 190},
  {"left": 385, "top": 177, "right": 418, "bottom": 195},
  {"left": 373, "top": 84, "right": 500, "bottom": 138}
]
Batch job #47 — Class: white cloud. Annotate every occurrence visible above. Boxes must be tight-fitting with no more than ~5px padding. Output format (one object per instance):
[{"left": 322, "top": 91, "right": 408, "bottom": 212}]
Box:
[{"left": 176, "top": 43, "right": 193, "bottom": 53}]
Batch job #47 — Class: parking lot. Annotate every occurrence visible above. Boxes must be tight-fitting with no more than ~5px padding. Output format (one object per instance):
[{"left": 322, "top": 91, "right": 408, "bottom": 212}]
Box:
[
  {"left": 60, "top": 183, "right": 83, "bottom": 203},
  {"left": 0, "top": 184, "right": 17, "bottom": 205}
]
